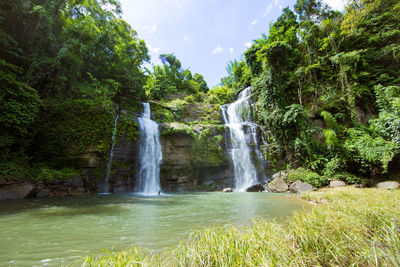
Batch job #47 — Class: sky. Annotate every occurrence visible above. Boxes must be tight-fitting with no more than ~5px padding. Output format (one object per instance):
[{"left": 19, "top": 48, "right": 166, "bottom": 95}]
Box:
[{"left": 119, "top": 0, "right": 346, "bottom": 88}]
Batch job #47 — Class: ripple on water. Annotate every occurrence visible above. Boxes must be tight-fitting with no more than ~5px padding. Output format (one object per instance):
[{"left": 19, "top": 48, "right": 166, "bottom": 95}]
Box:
[{"left": 0, "top": 192, "right": 309, "bottom": 266}]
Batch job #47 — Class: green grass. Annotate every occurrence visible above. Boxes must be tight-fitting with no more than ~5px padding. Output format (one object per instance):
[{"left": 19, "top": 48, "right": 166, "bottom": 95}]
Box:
[{"left": 80, "top": 187, "right": 400, "bottom": 266}]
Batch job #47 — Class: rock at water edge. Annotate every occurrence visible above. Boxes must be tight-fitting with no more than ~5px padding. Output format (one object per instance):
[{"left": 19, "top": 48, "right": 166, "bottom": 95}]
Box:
[
  {"left": 329, "top": 180, "right": 346, "bottom": 188},
  {"left": 289, "top": 180, "right": 314, "bottom": 193},
  {"left": 0, "top": 183, "right": 35, "bottom": 200},
  {"left": 268, "top": 177, "right": 289, "bottom": 193},
  {"left": 223, "top": 188, "right": 233, "bottom": 192},
  {"left": 377, "top": 181, "right": 400, "bottom": 190},
  {"left": 246, "top": 184, "right": 265, "bottom": 192}
]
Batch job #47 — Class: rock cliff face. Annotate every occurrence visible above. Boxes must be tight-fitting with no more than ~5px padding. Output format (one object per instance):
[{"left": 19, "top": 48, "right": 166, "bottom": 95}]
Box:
[
  {"left": 0, "top": 101, "right": 262, "bottom": 199},
  {"left": 93, "top": 122, "right": 235, "bottom": 193},
  {"left": 160, "top": 132, "right": 234, "bottom": 191}
]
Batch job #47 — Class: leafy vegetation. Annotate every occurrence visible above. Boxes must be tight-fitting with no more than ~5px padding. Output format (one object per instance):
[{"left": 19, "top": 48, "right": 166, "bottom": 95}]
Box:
[
  {"left": 145, "top": 54, "right": 209, "bottom": 100},
  {"left": 217, "top": 0, "right": 400, "bottom": 181},
  {"left": 1, "top": 0, "right": 399, "bottom": 185},
  {"left": 83, "top": 187, "right": 400, "bottom": 266},
  {"left": 287, "top": 168, "right": 328, "bottom": 187}
]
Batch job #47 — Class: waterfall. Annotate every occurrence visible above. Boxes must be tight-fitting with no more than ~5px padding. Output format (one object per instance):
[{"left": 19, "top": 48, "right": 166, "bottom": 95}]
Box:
[
  {"left": 136, "top": 103, "right": 162, "bottom": 195},
  {"left": 104, "top": 113, "right": 119, "bottom": 193},
  {"left": 221, "top": 87, "right": 265, "bottom": 191}
]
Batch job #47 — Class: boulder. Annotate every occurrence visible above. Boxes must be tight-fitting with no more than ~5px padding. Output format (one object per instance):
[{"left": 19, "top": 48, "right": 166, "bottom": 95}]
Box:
[
  {"left": 329, "top": 180, "right": 346, "bottom": 188},
  {"left": 289, "top": 180, "right": 314, "bottom": 193},
  {"left": 0, "top": 183, "right": 35, "bottom": 200},
  {"left": 223, "top": 187, "right": 233, "bottom": 192},
  {"left": 267, "top": 177, "right": 289, "bottom": 193},
  {"left": 377, "top": 181, "right": 400, "bottom": 190},
  {"left": 246, "top": 184, "right": 265, "bottom": 192},
  {"left": 69, "top": 188, "right": 84, "bottom": 196},
  {"left": 64, "top": 175, "right": 84, "bottom": 188},
  {"left": 204, "top": 180, "right": 215, "bottom": 187},
  {"left": 36, "top": 189, "right": 50, "bottom": 198}
]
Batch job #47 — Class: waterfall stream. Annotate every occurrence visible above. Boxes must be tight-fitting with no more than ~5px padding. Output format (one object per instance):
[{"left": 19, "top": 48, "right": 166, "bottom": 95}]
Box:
[
  {"left": 221, "top": 87, "right": 266, "bottom": 191},
  {"left": 104, "top": 113, "right": 119, "bottom": 193},
  {"left": 136, "top": 103, "right": 162, "bottom": 195}
]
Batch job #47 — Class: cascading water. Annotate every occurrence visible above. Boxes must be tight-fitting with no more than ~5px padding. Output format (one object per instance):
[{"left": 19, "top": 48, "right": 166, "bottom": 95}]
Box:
[
  {"left": 221, "top": 87, "right": 266, "bottom": 191},
  {"left": 104, "top": 113, "right": 119, "bottom": 193},
  {"left": 136, "top": 103, "right": 162, "bottom": 195}
]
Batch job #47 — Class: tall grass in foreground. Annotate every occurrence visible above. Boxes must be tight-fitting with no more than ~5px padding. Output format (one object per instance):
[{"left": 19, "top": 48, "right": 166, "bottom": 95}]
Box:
[{"left": 82, "top": 188, "right": 400, "bottom": 266}]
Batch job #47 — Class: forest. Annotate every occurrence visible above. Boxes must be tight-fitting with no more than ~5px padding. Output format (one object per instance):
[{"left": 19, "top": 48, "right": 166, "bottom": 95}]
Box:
[
  {"left": 1, "top": 0, "right": 400, "bottom": 266},
  {"left": 1, "top": 0, "right": 399, "bottom": 187}
]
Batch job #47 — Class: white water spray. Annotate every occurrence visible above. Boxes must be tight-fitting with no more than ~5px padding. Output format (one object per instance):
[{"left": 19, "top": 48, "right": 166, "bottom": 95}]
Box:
[
  {"left": 136, "top": 103, "right": 162, "bottom": 195},
  {"left": 221, "top": 87, "right": 265, "bottom": 191}
]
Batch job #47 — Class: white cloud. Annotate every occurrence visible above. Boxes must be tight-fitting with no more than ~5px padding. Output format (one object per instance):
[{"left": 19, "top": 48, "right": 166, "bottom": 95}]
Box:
[
  {"left": 274, "top": 0, "right": 279, "bottom": 5},
  {"left": 141, "top": 24, "right": 157, "bottom": 34},
  {"left": 244, "top": 42, "right": 252, "bottom": 48},
  {"left": 182, "top": 36, "right": 191, "bottom": 43},
  {"left": 230, "top": 47, "right": 234, "bottom": 54},
  {"left": 147, "top": 44, "right": 160, "bottom": 54},
  {"left": 251, "top": 19, "right": 258, "bottom": 26},
  {"left": 212, "top": 45, "right": 224, "bottom": 54},
  {"left": 279, "top": 5, "right": 283, "bottom": 10},
  {"left": 263, "top": 3, "right": 274, "bottom": 17},
  {"left": 322, "top": 0, "right": 346, "bottom": 11}
]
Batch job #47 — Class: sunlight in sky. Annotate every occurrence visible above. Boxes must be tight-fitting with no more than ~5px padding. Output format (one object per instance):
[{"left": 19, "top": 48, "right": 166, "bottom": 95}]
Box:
[{"left": 119, "top": 0, "right": 346, "bottom": 87}]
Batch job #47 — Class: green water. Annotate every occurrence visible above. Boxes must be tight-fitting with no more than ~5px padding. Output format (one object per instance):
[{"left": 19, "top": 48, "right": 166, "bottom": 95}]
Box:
[{"left": 0, "top": 192, "right": 309, "bottom": 266}]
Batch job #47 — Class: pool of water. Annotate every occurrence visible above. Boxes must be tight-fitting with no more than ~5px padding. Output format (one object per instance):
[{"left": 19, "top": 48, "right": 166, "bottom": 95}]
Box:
[{"left": 0, "top": 192, "right": 309, "bottom": 266}]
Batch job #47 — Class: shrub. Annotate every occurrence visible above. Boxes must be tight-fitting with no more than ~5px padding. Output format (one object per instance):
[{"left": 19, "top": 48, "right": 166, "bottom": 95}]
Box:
[
  {"left": 344, "top": 128, "right": 397, "bottom": 172},
  {"left": 34, "top": 167, "right": 78, "bottom": 181},
  {"left": 287, "top": 168, "right": 328, "bottom": 188},
  {"left": 184, "top": 95, "right": 195, "bottom": 103}
]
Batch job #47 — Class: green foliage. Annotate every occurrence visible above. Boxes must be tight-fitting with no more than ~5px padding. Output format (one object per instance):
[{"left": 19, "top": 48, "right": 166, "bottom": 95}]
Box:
[
  {"left": 323, "top": 129, "right": 339, "bottom": 147},
  {"left": 166, "top": 99, "right": 189, "bottom": 119},
  {"left": 344, "top": 128, "right": 397, "bottom": 172},
  {"left": 184, "top": 95, "right": 195, "bottom": 103},
  {"left": 34, "top": 167, "right": 78, "bottom": 181},
  {"left": 0, "top": 0, "right": 150, "bottom": 175},
  {"left": 145, "top": 54, "right": 209, "bottom": 100},
  {"left": 287, "top": 167, "right": 328, "bottom": 188},
  {"left": 205, "top": 85, "right": 235, "bottom": 104},
  {"left": 227, "top": 0, "right": 400, "bottom": 180},
  {"left": 0, "top": 60, "right": 41, "bottom": 150},
  {"left": 190, "top": 127, "right": 227, "bottom": 167},
  {"left": 161, "top": 123, "right": 195, "bottom": 137},
  {"left": 28, "top": 99, "right": 114, "bottom": 168},
  {"left": 0, "top": 161, "right": 34, "bottom": 180}
]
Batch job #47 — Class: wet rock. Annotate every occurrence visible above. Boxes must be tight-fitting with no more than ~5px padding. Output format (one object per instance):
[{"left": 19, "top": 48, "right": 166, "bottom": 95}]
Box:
[
  {"left": 64, "top": 175, "right": 83, "bottom": 188},
  {"left": 377, "top": 181, "right": 400, "bottom": 190},
  {"left": 36, "top": 189, "right": 50, "bottom": 198},
  {"left": 246, "top": 184, "right": 265, "bottom": 192},
  {"left": 267, "top": 177, "right": 289, "bottom": 193},
  {"left": 223, "top": 187, "right": 233, "bottom": 192},
  {"left": 289, "top": 180, "right": 314, "bottom": 193},
  {"left": 50, "top": 191, "right": 68, "bottom": 197},
  {"left": 329, "top": 180, "right": 346, "bottom": 188},
  {"left": 69, "top": 188, "right": 84, "bottom": 196},
  {"left": 0, "top": 183, "right": 35, "bottom": 200},
  {"left": 204, "top": 180, "right": 215, "bottom": 187}
]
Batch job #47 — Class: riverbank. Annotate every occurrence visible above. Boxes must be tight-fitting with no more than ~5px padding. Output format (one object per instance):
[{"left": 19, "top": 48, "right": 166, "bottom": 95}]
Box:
[{"left": 82, "top": 187, "right": 400, "bottom": 266}]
